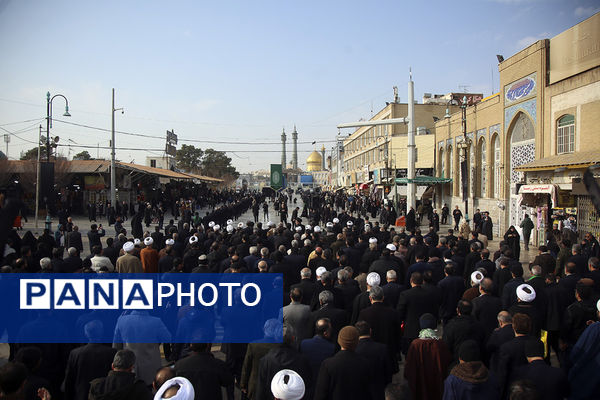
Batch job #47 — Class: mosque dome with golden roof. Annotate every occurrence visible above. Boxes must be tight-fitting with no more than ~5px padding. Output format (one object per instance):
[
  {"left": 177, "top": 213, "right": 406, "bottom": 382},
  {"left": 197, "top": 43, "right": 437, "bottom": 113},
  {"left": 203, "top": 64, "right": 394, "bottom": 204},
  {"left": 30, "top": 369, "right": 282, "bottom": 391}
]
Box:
[{"left": 306, "top": 150, "right": 322, "bottom": 172}]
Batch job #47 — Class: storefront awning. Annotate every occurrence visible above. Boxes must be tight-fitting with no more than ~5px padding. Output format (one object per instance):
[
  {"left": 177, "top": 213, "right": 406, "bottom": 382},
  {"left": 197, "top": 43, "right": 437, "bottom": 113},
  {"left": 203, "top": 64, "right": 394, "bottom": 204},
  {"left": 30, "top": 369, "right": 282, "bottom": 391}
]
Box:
[
  {"left": 395, "top": 176, "right": 453, "bottom": 185},
  {"left": 518, "top": 184, "right": 558, "bottom": 207}
]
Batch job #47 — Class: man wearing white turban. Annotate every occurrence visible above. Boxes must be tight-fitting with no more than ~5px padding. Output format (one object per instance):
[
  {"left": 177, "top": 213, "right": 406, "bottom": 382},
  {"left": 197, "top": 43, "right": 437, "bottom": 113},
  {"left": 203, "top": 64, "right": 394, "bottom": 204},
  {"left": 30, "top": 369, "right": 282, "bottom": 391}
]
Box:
[
  {"left": 153, "top": 377, "right": 195, "bottom": 400},
  {"left": 271, "top": 369, "right": 305, "bottom": 400}
]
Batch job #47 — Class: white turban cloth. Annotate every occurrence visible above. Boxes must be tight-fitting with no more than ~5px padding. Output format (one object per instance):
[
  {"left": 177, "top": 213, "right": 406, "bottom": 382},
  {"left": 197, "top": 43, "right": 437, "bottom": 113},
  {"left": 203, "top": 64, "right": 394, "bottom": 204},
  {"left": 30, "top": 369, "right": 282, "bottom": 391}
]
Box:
[
  {"left": 154, "top": 377, "right": 195, "bottom": 400},
  {"left": 270, "top": 369, "right": 305, "bottom": 400}
]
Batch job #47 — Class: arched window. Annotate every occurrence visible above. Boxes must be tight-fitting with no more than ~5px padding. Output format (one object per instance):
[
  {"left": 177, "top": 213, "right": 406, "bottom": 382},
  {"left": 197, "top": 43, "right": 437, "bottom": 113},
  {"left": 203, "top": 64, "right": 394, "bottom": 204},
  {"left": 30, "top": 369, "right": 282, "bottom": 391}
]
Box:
[
  {"left": 479, "top": 138, "right": 486, "bottom": 197},
  {"left": 440, "top": 148, "right": 445, "bottom": 178},
  {"left": 557, "top": 114, "right": 575, "bottom": 154},
  {"left": 493, "top": 134, "right": 500, "bottom": 198}
]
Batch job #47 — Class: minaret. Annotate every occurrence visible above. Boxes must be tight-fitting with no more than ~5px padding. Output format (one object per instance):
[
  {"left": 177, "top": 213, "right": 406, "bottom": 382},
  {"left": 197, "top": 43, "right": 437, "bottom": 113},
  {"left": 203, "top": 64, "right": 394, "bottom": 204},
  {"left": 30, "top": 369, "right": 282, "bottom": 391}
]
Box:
[
  {"left": 321, "top": 145, "right": 326, "bottom": 170},
  {"left": 291, "top": 125, "right": 298, "bottom": 170},
  {"left": 281, "top": 127, "right": 287, "bottom": 168}
]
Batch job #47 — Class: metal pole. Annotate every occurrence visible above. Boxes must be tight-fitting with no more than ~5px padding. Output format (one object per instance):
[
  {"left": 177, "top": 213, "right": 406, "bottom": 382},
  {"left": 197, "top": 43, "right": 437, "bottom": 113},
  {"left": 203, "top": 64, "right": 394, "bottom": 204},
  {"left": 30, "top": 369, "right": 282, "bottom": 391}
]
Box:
[
  {"left": 35, "top": 125, "right": 41, "bottom": 228},
  {"left": 462, "top": 96, "right": 469, "bottom": 221},
  {"left": 407, "top": 71, "right": 416, "bottom": 213},
  {"left": 111, "top": 88, "right": 116, "bottom": 208},
  {"left": 46, "top": 92, "right": 51, "bottom": 162}
]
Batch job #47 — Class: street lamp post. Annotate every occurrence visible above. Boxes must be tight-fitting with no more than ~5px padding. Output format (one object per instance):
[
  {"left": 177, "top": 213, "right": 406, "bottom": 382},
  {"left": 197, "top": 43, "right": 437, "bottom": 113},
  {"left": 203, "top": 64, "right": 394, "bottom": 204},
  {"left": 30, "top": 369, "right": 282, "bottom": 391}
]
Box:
[
  {"left": 46, "top": 92, "right": 71, "bottom": 162},
  {"left": 459, "top": 95, "right": 470, "bottom": 222},
  {"left": 111, "top": 88, "right": 124, "bottom": 209}
]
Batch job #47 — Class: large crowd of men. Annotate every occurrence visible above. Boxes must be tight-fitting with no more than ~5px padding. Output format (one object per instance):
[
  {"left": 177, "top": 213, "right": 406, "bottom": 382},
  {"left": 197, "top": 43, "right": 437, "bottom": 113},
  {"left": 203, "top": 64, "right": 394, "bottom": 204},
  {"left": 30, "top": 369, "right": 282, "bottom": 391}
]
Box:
[{"left": 0, "top": 188, "right": 599, "bottom": 400}]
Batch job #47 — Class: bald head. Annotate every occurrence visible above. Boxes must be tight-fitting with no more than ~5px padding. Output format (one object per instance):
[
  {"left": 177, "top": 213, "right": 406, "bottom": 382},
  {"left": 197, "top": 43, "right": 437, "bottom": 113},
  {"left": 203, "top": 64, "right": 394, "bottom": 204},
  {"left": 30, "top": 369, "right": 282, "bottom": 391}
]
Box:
[
  {"left": 153, "top": 367, "right": 175, "bottom": 392},
  {"left": 497, "top": 311, "right": 512, "bottom": 327}
]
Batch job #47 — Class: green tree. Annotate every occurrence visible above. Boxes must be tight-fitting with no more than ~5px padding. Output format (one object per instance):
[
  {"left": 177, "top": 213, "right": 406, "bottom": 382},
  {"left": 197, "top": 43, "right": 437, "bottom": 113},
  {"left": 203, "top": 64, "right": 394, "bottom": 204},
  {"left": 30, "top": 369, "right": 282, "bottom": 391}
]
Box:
[
  {"left": 73, "top": 150, "right": 92, "bottom": 160},
  {"left": 20, "top": 146, "right": 48, "bottom": 160},
  {"left": 176, "top": 144, "right": 204, "bottom": 173},
  {"left": 200, "top": 148, "right": 239, "bottom": 179}
]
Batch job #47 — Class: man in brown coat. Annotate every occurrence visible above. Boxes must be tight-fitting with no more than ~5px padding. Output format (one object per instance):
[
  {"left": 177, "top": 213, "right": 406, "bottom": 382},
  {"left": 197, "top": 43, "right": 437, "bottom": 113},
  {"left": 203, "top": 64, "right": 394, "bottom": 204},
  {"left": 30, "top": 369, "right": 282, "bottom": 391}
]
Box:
[
  {"left": 140, "top": 237, "right": 159, "bottom": 273},
  {"left": 116, "top": 242, "right": 143, "bottom": 273}
]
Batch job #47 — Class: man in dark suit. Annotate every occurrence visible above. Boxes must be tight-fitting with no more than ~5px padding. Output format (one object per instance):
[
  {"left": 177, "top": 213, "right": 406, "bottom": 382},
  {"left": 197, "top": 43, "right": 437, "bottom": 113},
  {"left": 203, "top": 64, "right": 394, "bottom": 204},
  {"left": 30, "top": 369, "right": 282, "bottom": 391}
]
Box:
[
  {"left": 63, "top": 247, "right": 83, "bottom": 273},
  {"left": 355, "top": 321, "right": 394, "bottom": 400},
  {"left": 335, "top": 269, "right": 360, "bottom": 314},
  {"left": 472, "top": 278, "right": 503, "bottom": 339},
  {"left": 66, "top": 225, "right": 83, "bottom": 253},
  {"left": 382, "top": 270, "right": 404, "bottom": 308},
  {"left": 311, "top": 290, "right": 350, "bottom": 343},
  {"left": 568, "top": 244, "right": 588, "bottom": 276},
  {"left": 314, "top": 326, "right": 372, "bottom": 400},
  {"left": 64, "top": 321, "right": 117, "bottom": 400},
  {"left": 174, "top": 343, "right": 234, "bottom": 400},
  {"left": 291, "top": 268, "right": 317, "bottom": 306},
  {"left": 269, "top": 250, "right": 298, "bottom": 294},
  {"left": 300, "top": 318, "right": 336, "bottom": 399},
  {"left": 474, "top": 249, "right": 496, "bottom": 278},
  {"left": 357, "top": 285, "right": 400, "bottom": 372},
  {"left": 486, "top": 311, "right": 515, "bottom": 369},
  {"left": 437, "top": 264, "right": 465, "bottom": 325},
  {"left": 87, "top": 223, "right": 105, "bottom": 254},
  {"left": 256, "top": 327, "right": 312, "bottom": 400},
  {"left": 559, "top": 262, "right": 582, "bottom": 304},
  {"left": 531, "top": 245, "right": 555, "bottom": 276},
  {"left": 492, "top": 313, "right": 533, "bottom": 398},
  {"left": 510, "top": 339, "right": 569, "bottom": 400},
  {"left": 501, "top": 264, "right": 525, "bottom": 310},
  {"left": 397, "top": 272, "right": 440, "bottom": 354},
  {"left": 442, "top": 299, "right": 486, "bottom": 363}
]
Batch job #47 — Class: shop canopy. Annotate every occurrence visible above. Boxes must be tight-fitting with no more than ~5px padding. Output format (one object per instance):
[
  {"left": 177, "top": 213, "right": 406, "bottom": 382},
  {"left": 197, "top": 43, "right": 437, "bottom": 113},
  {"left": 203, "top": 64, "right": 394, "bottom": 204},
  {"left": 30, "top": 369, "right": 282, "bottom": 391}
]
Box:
[
  {"left": 394, "top": 176, "right": 453, "bottom": 185},
  {"left": 518, "top": 184, "right": 558, "bottom": 207}
]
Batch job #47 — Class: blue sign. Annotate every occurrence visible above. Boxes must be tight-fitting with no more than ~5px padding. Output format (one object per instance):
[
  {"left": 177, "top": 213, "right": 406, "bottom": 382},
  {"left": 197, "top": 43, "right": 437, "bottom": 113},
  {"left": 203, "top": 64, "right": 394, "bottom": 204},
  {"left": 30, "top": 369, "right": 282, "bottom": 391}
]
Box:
[
  {"left": 506, "top": 77, "right": 535, "bottom": 103},
  {"left": 2, "top": 274, "right": 282, "bottom": 343}
]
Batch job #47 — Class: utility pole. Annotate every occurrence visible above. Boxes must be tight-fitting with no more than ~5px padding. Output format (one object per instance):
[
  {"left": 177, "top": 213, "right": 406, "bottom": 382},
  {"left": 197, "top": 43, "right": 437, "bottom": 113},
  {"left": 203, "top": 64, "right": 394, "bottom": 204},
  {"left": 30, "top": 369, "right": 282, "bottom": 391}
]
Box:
[
  {"left": 407, "top": 71, "right": 416, "bottom": 212},
  {"left": 111, "top": 88, "right": 116, "bottom": 209},
  {"left": 337, "top": 71, "right": 416, "bottom": 214},
  {"left": 34, "top": 125, "right": 42, "bottom": 228}
]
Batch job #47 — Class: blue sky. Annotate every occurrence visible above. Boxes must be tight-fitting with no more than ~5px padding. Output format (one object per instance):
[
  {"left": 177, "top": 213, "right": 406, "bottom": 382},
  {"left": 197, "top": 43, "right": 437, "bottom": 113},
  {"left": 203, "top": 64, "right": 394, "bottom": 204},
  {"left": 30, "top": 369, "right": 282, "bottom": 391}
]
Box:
[{"left": 0, "top": 0, "right": 598, "bottom": 173}]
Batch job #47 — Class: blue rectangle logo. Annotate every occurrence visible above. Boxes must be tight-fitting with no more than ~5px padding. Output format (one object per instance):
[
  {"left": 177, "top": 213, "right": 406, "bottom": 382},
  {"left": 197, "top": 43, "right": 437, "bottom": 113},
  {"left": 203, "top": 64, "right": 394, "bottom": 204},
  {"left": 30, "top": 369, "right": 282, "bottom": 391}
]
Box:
[{"left": 1, "top": 273, "right": 283, "bottom": 343}]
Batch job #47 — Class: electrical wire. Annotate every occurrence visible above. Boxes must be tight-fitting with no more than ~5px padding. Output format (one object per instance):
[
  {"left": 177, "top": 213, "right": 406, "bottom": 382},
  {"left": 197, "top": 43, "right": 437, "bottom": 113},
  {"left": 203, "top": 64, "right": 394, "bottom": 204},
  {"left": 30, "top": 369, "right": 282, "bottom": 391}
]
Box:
[
  {"left": 51, "top": 119, "right": 338, "bottom": 145},
  {"left": 0, "top": 118, "right": 45, "bottom": 127}
]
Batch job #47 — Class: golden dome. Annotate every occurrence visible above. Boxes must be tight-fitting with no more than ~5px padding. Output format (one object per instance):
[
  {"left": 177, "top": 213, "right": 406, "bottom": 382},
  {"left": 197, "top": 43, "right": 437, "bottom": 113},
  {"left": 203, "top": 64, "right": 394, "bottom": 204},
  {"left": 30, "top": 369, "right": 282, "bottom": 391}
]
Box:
[
  {"left": 306, "top": 150, "right": 322, "bottom": 171},
  {"left": 307, "top": 150, "right": 322, "bottom": 163}
]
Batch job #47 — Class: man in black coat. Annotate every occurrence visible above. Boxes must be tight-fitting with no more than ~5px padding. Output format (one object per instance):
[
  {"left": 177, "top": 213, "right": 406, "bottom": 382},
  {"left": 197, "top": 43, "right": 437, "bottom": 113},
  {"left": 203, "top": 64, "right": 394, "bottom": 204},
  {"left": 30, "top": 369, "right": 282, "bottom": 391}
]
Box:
[
  {"left": 311, "top": 290, "right": 350, "bottom": 343},
  {"left": 66, "top": 226, "right": 83, "bottom": 253},
  {"left": 475, "top": 249, "right": 496, "bottom": 278},
  {"left": 368, "top": 248, "right": 401, "bottom": 285},
  {"left": 357, "top": 286, "right": 400, "bottom": 372},
  {"left": 531, "top": 245, "right": 555, "bottom": 276},
  {"left": 335, "top": 269, "right": 360, "bottom": 314},
  {"left": 63, "top": 247, "right": 83, "bottom": 273},
  {"left": 437, "top": 264, "right": 465, "bottom": 325},
  {"left": 315, "top": 326, "right": 372, "bottom": 400},
  {"left": 492, "top": 313, "right": 533, "bottom": 398},
  {"left": 355, "top": 321, "right": 394, "bottom": 400},
  {"left": 174, "top": 343, "right": 234, "bottom": 400},
  {"left": 64, "top": 321, "right": 117, "bottom": 400},
  {"left": 501, "top": 264, "right": 525, "bottom": 310},
  {"left": 88, "top": 349, "right": 152, "bottom": 400},
  {"left": 472, "top": 278, "right": 503, "bottom": 339},
  {"left": 486, "top": 311, "right": 515, "bottom": 370},
  {"left": 290, "top": 268, "right": 317, "bottom": 306},
  {"left": 397, "top": 272, "right": 440, "bottom": 353},
  {"left": 87, "top": 224, "right": 106, "bottom": 254},
  {"left": 509, "top": 339, "right": 569, "bottom": 400},
  {"left": 256, "top": 328, "right": 312, "bottom": 400},
  {"left": 568, "top": 244, "right": 588, "bottom": 276},
  {"left": 442, "top": 299, "right": 486, "bottom": 363}
]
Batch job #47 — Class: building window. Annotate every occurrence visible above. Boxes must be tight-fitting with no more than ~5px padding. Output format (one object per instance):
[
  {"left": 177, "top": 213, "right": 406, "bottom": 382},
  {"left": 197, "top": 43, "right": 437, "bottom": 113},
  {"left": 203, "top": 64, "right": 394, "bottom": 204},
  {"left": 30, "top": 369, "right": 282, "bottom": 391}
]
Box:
[
  {"left": 557, "top": 114, "right": 575, "bottom": 154},
  {"left": 479, "top": 138, "right": 486, "bottom": 197},
  {"left": 448, "top": 145, "right": 453, "bottom": 196},
  {"left": 440, "top": 148, "right": 445, "bottom": 177},
  {"left": 493, "top": 134, "right": 500, "bottom": 198},
  {"left": 150, "top": 159, "right": 156, "bottom": 168}
]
